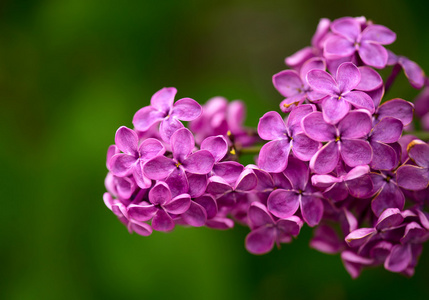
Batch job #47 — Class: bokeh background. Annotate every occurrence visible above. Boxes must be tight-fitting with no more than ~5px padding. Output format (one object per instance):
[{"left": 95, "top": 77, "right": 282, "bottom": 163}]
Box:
[{"left": 2, "top": 0, "right": 429, "bottom": 299}]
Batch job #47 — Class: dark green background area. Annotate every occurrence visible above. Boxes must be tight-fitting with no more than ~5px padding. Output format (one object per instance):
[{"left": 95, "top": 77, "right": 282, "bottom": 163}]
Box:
[{"left": 1, "top": 0, "right": 429, "bottom": 299}]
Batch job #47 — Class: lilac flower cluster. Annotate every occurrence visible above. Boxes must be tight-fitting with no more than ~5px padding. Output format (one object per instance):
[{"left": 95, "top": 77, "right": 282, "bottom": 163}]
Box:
[{"left": 103, "top": 16, "right": 429, "bottom": 278}]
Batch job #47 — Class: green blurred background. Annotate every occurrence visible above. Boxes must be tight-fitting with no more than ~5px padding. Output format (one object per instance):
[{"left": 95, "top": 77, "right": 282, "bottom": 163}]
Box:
[{"left": 2, "top": 0, "right": 429, "bottom": 299}]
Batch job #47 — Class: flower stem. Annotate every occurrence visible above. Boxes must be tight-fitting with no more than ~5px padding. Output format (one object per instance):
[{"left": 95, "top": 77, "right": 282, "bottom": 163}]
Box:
[
  {"left": 237, "top": 145, "right": 263, "bottom": 155},
  {"left": 385, "top": 64, "right": 401, "bottom": 94}
]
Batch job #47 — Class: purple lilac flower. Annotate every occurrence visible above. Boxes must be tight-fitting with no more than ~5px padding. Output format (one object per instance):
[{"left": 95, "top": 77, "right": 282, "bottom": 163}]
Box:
[
  {"left": 128, "top": 182, "right": 191, "bottom": 232},
  {"left": 109, "top": 126, "right": 165, "bottom": 188},
  {"left": 369, "top": 171, "right": 405, "bottom": 217},
  {"left": 144, "top": 128, "right": 215, "bottom": 182},
  {"left": 312, "top": 165, "right": 373, "bottom": 202},
  {"left": 248, "top": 165, "right": 292, "bottom": 204},
  {"left": 189, "top": 97, "right": 258, "bottom": 147},
  {"left": 368, "top": 117, "right": 403, "bottom": 171},
  {"left": 324, "top": 17, "right": 396, "bottom": 68},
  {"left": 181, "top": 194, "right": 219, "bottom": 227},
  {"left": 302, "top": 110, "right": 373, "bottom": 174},
  {"left": 257, "top": 104, "right": 320, "bottom": 172},
  {"left": 306, "top": 62, "right": 375, "bottom": 124},
  {"left": 103, "top": 16, "right": 429, "bottom": 278},
  {"left": 245, "top": 202, "right": 303, "bottom": 255},
  {"left": 345, "top": 208, "right": 429, "bottom": 276},
  {"left": 133, "top": 87, "right": 202, "bottom": 141},
  {"left": 206, "top": 167, "right": 257, "bottom": 208},
  {"left": 396, "top": 140, "right": 429, "bottom": 191},
  {"left": 104, "top": 192, "right": 153, "bottom": 236},
  {"left": 273, "top": 58, "right": 326, "bottom": 112},
  {"left": 267, "top": 157, "right": 324, "bottom": 227}
]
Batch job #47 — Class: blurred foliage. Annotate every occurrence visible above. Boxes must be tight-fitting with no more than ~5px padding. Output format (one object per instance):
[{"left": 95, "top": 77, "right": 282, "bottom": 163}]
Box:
[{"left": 1, "top": 0, "right": 429, "bottom": 299}]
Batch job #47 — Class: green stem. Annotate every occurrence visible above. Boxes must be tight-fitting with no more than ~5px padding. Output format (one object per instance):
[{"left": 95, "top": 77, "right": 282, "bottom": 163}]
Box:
[
  {"left": 405, "top": 131, "right": 429, "bottom": 141},
  {"left": 236, "top": 145, "right": 263, "bottom": 155}
]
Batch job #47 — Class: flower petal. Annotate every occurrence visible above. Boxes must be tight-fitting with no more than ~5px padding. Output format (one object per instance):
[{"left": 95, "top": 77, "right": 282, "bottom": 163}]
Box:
[
  {"left": 336, "top": 62, "right": 361, "bottom": 93},
  {"left": 138, "top": 138, "right": 166, "bottom": 161},
  {"left": 321, "top": 96, "right": 351, "bottom": 124},
  {"left": 267, "top": 189, "right": 300, "bottom": 219},
  {"left": 201, "top": 135, "right": 228, "bottom": 162},
  {"left": 371, "top": 182, "right": 405, "bottom": 216},
  {"left": 164, "top": 194, "right": 191, "bottom": 215},
  {"left": 171, "top": 128, "right": 194, "bottom": 162},
  {"left": 194, "top": 194, "right": 218, "bottom": 219},
  {"left": 149, "top": 182, "right": 172, "bottom": 205},
  {"left": 235, "top": 169, "right": 258, "bottom": 191},
  {"left": 284, "top": 156, "right": 309, "bottom": 190},
  {"left": 359, "top": 42, "right": 388, "bottom": 69},
  {"left": 376, "top": 98, "right": 414, "bottom": 126},
  {"left": 346, "top": 174, "right": 374, "bottom": 198},
  {"left": 258, "top": 139, "right": 291, "bottom": 173},
  {"left": 212, "top": 161, "right": 244, "bottom": 185},
  {"left": 306, "top": 69, "right": 339, "bottom": 95},
  {"left": 370, "top": 141, "right": 398, "bottom": 171},
  {"left": 206, "top": 176, "right": 233, "bottom": 195},
  {"left": 151, "top": 87, "right": 177, "bottom": 113},
  {"left": 287, "top": 104, "right": 317, "bottom": 131},
  {"left": 407, "top": 140, "right": 429, "bottom": 168},
  {"left": 171, "top": 98, "right": 202, "bottom": 121},
  {"left": 132, "top": 106, "right": 165, "bottom": 132},
  {"left": 331, "top": 17, "right": 361, "bottom": 41},
  {"left": 186, "top": 173, "right": 207, "bottom": 198},
  {"left": 324, "top": 35, "right": 356, "bottom": 59},
  {"left": 300, "top": 195, "right": 323, "bottom": 227},
  {"left": 375, "top": 208, "right": 403, "bottom": 231},
  {"left": 248, "top": 202, "right": 274, "bottom": 229},
  {"left": 396, "top": 165, "right": 429, "bottom": 191},
  {"left": 291, "top": 133, "right": 321, "bottom": 161},
  {"left": 338, "top": 109, "right": 372, "bottom": 139},
  {"left": 342, "top": 91, "right": 375, "bottom": 113},
  {"left": 310, "top": 141, "right": 340, "bottom": 174},
  {"left": 165, "top": 168, "right": 189, "bottom": 198},
  {"left": 311, "top": 174, "right": 340, "bottom": 188},
  {"left": 110, "top": 153, "right": 136, "bottom": 177},
  {"left": 300, "top": 57, "right": 326, "bottom": 80},
  {"left": 301, "top": 111, "right": 336, "bottom": 142},
  {"left": 116, "top": 176, "right": 136, "bottom": 199},
  {"left": 345, "top": 228, "right": 377, "bottom": 248},
  {"left": 361, "top": 24, "right": 396, "bottom": 44},
  {"left": 143, "top": 156, "right": 175, "bottom": 180},
  {"left": 182, "top": 201, "right": 207, "bottom": 227},
  {"left": 128, "top": 220, "right": 153, "bottom": 236},
  {"left": 152, "top": 209, "right": 175, "bottom": 232},
  {"left": 310, "top": 224, "right": 342, "bottom": 254},
  {"left": 159, "top": 117, "right": 184, "bottom": 142},
  {"left": 398, "top": 56, "right": 425, "bottom": 89},
  {"left": 385, "top": 244, "right": 412, "bottom": 273},
  {"left": 245, "top": 226, "right": 276, "bottom": 255},
  {"left": 371, "top": 117, "right": 403, "bottom": 143},
  {"left": 128, "top": 203, "right": 157, "bottom": 222},
  {"left": 340, "top": 139, "right": 372, "bottom": 167},
  {"left": 182, "top": 150, "right": 215, "bottom": 175},
  {"left": 115, "top": 126, "right": 138, "bottom": 155},
  {"left": 356, "top": 66, "right": 383, "bottom": 91},
  {"left": 272, "top": 70, "right": 303, "bottom": 97},
  {"left": 258, "top": 111, "right": 287, "bottom": 140}
]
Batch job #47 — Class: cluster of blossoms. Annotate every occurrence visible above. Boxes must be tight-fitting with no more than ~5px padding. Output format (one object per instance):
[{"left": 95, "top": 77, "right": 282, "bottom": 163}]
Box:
[{"left": 103, "top": 16, "right": 429, "bottom": 278}]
